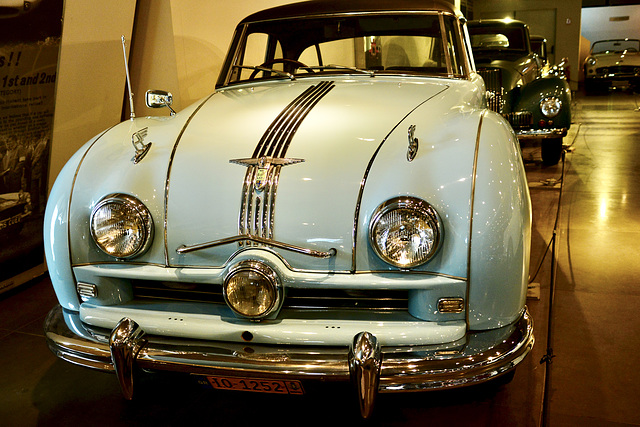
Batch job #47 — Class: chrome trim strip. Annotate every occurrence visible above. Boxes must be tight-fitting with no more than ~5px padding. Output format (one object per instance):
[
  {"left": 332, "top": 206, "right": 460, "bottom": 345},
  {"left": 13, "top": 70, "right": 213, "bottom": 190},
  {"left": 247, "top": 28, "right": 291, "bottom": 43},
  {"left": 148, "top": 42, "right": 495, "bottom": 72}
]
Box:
[
  {"left": 516, "top": 128, "right": 567, "bottom": 140},
  {"left": 253, "top": 84, "right": 318, "bottom": 158},
  {"left": 237, "top": 82, "right": 334, "bottom": 249},
  {"left": 45, "top": 305, "right": 533, "bottom": 394},
  {"left": 71, "top": 261, "right": 467, "bottom": 280},
  {"left": 223, "top": 24, "right": 248, "bottom": 87},
  {"left": 243, "top": 10, "right": 451, "bottom": 27},
  {"left": 274, "top": 81, "right": 335, "bottom": 157},
  {"left": 266, "top": 165, "right": 278, "bottom": 240},
  {"left": 467, "top": 111, "right": 485, "bottom": 329},
  {"left": 177, "top": 234, "right": 337, "bottom": 259},
  {"left": 439, "top": 12, "right": 454, "bottom": 77}
]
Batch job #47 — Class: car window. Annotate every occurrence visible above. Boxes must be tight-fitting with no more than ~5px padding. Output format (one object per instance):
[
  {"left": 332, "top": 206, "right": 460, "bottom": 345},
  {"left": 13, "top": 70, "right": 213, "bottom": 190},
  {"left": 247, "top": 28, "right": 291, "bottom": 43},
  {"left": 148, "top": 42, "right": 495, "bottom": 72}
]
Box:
[
  {"left": 223, "top": 14, "right": 467, "bottom": 86},
  {"left": 469, "top": 27, "right": 526, "bottom": 52},
  {"left": 231, "top": 33, "right": 285, "bottom": 81},
  {"left": 298, "top": 35, "right": 446, "bottom": 72},
  {"left": 591, "top": 39, "right": 640, "bottom": 54}
]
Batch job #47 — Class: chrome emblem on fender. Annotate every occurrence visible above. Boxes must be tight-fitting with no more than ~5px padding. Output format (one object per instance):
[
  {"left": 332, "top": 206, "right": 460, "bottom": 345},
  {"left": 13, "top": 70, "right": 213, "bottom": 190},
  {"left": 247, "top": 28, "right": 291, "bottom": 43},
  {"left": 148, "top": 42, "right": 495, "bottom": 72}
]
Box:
[
  {"left": 230, "top": 156, "right": 304, "bottom": 192},
  {"left": 407, "top": 124, "right": 419, "bottom": 162},
  {"left": 131, "top": 127, "right": 152, "bottom": 164}
]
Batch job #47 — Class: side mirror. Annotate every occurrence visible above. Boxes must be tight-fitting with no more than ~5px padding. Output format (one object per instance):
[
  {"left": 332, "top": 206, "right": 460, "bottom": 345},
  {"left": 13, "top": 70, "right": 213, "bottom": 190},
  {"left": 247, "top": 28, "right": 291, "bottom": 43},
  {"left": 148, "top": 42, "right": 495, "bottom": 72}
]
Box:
[{"left": 145, "top": 90, "right": 175, "bottom": 115}]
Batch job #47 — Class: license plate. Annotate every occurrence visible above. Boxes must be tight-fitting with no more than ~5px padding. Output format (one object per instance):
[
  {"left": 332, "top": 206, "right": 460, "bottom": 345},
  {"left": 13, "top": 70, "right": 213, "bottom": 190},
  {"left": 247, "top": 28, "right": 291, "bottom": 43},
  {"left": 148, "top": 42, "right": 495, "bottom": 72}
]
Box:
[{"left": 206, "top": 376, "right": 304, "bottom": 395}]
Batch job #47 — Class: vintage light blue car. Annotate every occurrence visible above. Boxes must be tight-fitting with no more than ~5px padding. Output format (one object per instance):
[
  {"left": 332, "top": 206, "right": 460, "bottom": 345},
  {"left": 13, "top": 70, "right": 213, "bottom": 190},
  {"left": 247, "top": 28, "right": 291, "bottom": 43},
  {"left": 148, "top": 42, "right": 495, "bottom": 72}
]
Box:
[{"left": 44, "top": 0, "right": 533, "bottom": 418}]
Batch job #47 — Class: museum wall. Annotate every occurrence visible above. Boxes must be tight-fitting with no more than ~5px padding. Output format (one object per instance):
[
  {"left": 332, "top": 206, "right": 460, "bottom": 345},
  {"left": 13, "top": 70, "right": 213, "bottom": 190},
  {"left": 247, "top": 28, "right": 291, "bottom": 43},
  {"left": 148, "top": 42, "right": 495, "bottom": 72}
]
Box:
[
  {"left": 127, "top": 0, "right": 297, "bottom": 117},
  {"left": 581, "top": 5, "right": 640, "bottom": 42},
  {"left": 49, "top": 0, "right": 136, "bottom": 191},
  {"left": 474, "top": 0, "right": 582, "bottom": 90}
]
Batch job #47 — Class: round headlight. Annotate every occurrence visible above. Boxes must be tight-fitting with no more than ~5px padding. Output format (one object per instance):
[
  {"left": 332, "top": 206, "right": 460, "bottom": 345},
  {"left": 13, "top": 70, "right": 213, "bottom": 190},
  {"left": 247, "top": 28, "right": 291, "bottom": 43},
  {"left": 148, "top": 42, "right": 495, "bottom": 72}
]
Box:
[
  {"left": 223, "top": 261, "right": 282, "bottom": 319},
  {"left": 90, "top": 194, "right": 154, "bottom": 259},
  {"left": 587, "top": 57, "right": 596, "bottom": 66},
  {"left": 369, "top": 197, "right": 442, "bottom": 268},
  {"left": 540, "top": 97, "right": 562, "bottom": 118}
]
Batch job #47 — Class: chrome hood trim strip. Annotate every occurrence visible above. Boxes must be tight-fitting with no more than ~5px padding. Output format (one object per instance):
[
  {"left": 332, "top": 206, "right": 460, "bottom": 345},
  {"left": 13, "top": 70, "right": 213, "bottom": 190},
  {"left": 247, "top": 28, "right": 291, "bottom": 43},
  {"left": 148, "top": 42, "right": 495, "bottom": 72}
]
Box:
[
  {"left": 238, "top": 81, "right": 335, "bottom": 243},
  {"left": 177, "top": 234, "right": 337, "bottom": 259}
]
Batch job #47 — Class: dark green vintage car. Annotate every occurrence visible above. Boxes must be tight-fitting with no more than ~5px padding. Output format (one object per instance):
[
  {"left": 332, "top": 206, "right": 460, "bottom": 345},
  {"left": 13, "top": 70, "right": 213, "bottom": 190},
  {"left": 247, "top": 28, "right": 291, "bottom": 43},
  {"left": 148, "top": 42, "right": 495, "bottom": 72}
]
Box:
[{"left": 469, "top": 19, "right": 571, "bottom": 166}]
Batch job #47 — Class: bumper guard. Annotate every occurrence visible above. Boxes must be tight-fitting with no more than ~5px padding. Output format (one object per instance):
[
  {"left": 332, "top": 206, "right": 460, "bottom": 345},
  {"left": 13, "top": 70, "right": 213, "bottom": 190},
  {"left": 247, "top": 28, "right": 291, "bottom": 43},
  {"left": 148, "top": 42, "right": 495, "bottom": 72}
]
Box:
[
  {"left": 517, "top": 128, "right": 567, "bottom": 140},
  {"left": 45, "top": 305, "right": 533, "bottom": 418}
]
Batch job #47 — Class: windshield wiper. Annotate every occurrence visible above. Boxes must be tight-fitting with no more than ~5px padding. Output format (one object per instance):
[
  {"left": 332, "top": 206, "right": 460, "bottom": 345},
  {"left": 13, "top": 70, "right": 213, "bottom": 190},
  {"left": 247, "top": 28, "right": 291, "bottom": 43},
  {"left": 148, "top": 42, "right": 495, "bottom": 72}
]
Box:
[
  {"left": 307, "top": 64, "right": 376, "bottom": 77},
  {"left": 234, "top": 65, "right": 295, "bottom": 80}
]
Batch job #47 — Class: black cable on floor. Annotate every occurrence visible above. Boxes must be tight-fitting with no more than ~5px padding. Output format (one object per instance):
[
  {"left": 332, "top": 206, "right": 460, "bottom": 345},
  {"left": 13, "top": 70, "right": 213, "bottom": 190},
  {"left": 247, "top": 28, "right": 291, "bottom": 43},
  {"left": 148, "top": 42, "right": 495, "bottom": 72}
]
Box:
[{"left": 539, "top": 132, "right": 571, "bottom": 427}]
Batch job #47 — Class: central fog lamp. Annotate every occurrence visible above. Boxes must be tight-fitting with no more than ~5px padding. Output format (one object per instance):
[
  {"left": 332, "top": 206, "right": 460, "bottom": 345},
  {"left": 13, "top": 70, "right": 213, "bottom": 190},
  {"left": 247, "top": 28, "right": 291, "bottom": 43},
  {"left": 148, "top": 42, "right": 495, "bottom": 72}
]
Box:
[{"left": 223, "top": 261, "right": 282, "bottom": 319}]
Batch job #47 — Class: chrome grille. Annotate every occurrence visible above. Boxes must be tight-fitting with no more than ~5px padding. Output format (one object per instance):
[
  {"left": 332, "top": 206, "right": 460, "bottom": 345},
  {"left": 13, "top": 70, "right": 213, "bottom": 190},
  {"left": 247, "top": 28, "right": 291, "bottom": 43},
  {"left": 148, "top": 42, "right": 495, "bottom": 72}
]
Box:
[
  {"left": 132, "top": 280, "right": 408, "bottom": 311},
  {"left": 597, "top": 65, "right": 640, "bottom": 76},
  {"left": 478, "top": 68, "right": 504, "bottom": 113},
  {"left": 505, "top": 112, "right": 533, "bottom": 130}
]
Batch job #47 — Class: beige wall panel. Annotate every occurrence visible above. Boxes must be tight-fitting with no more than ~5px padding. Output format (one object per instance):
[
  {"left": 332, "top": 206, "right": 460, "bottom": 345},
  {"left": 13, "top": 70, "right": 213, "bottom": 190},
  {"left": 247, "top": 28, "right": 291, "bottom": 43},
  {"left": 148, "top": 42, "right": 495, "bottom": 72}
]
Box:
[
  {"left": 129, "top": 0, "right": 297, "bottom": 116},
  {"left": 129, "top": 0, "right": 179, "bottom": 115},
  {"left": 50, "top": 0, "right": 136, "bottom": 188}
]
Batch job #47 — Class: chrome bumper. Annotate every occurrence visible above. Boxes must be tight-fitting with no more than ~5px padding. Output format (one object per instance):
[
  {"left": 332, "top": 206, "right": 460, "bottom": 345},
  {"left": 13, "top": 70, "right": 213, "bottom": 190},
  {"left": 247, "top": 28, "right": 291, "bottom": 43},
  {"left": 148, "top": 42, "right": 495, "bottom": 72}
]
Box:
[
  {"left": 517, "top": 128, "right": 567, "bottom": 140},
  {"left": 45, "top": 305, "right": 533, "bottom": 418}
]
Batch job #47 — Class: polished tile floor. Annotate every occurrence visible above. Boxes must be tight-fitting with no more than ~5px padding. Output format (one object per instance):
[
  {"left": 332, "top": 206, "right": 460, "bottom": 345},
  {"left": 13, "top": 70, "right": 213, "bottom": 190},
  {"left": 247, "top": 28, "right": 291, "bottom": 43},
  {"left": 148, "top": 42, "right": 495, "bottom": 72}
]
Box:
[{"left": 1, "top": 90, "right": 639, "bottom": 426}]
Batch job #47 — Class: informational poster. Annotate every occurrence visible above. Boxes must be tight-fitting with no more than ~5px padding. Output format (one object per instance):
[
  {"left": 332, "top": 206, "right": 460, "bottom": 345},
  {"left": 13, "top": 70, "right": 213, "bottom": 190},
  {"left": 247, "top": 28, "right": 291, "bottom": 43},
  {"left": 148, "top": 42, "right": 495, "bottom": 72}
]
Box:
[{"left": 0, "top": 0, "right": 63, "bottom": 292}]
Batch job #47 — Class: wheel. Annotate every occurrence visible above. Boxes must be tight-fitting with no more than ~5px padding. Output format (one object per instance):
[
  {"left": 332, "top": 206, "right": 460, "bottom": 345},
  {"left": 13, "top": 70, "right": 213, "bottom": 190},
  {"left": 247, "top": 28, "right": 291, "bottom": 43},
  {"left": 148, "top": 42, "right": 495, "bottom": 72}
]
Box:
[
  {"left": 541, "top": 137, "right": 563, "bottom": 166},
  {"left": 249, "top": 58, "right": 314, "bottom": 79}
]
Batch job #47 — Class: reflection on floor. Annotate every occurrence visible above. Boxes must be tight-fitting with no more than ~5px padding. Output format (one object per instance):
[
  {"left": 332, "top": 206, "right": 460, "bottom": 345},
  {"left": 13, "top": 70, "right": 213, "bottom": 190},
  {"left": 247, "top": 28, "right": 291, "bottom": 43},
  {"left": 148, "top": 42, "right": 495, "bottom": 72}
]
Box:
[{"left": 1, "top": 91, "right": 640, "bottom": 426}]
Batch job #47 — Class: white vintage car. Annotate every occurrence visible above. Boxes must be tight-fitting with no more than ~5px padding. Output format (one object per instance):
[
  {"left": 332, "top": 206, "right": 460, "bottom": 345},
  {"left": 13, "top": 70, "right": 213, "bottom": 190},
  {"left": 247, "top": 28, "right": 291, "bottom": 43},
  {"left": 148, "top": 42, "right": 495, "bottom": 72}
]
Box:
[
  {"left": 44, "top": 0, "right": 533, "bottom": 418},
  {"left": 584, "top": 38, "right": 640, "bottom": 94}
]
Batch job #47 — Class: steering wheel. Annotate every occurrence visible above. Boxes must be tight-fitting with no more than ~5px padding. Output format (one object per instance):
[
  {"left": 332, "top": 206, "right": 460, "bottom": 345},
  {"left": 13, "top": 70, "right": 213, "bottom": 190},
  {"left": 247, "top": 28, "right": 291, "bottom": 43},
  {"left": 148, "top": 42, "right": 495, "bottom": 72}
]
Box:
[{"left": 249, "top": 58, "right": 315, "bottom": 79}]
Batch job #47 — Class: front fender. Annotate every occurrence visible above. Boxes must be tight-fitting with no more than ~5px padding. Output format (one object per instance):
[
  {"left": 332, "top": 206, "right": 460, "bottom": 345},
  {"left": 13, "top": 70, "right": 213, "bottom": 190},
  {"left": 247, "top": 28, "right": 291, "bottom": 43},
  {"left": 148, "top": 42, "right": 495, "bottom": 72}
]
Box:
[
  {"left": 468, "top": 112, "right": 532, "bottom": 329},
  {"left": 44, "top": 133, "right": 107, "bottom": 312},
  {"left": 515, "top": 76, "right": 572, "bottom": 129}
]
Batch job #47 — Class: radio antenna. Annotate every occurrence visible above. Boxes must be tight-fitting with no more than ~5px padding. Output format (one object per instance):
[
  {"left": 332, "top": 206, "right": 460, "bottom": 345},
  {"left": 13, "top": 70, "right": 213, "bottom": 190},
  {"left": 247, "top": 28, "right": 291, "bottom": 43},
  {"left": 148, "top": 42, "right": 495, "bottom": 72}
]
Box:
[{"left": 121, "top": 35, "right": 135, "bottom": 119}]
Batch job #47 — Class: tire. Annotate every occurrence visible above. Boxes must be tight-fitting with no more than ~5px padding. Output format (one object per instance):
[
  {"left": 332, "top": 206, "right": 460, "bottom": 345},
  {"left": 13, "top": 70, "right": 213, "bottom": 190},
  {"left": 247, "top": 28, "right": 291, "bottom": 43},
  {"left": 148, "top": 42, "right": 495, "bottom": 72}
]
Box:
[{"left": 541, "top": 137, "right": 563, "bottom": 166}]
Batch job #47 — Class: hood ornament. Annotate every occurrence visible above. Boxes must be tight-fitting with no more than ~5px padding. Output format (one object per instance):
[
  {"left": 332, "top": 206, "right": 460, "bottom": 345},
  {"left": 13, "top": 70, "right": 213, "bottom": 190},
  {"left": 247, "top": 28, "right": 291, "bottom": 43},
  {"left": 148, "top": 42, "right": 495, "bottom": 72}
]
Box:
[
  {"left": 407, "top": 125, "right": 419, "bottom": 162},
  {"left": 230, "top": 156, "right": 304, "bottom": 191},
  {"left": 132, "top": 127, "right": 152, "bottom": 164}
]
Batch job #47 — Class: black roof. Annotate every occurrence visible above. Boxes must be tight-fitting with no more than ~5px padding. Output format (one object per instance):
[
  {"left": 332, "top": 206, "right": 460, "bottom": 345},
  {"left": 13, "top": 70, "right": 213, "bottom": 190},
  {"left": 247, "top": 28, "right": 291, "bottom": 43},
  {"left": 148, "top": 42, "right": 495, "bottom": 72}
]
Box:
[{"left": 240, "top": 0, "right": 460, "bottom": 24}]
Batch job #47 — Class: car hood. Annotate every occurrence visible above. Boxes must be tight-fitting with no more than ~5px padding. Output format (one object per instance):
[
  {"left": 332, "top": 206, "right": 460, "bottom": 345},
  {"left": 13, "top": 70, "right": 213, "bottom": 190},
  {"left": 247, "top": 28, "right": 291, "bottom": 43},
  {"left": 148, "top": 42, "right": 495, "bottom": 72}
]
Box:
[
  {"left": 69, "top": 76, "right": 482, "bottom": 275},
  {"left": 590, "top": 51, "right": 640, "bottom": 67},
  {"left": 165, "top": 78, "right": 449, "bottom": 270}
]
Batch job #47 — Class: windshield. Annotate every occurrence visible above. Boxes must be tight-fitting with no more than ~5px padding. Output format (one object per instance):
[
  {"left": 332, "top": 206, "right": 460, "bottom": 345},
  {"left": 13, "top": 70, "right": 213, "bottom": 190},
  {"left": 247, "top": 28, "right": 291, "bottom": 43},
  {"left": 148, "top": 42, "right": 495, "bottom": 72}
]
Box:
[
  {"left": 591, "top": 39, "right": 640, "bottom": 54},
  {"left": 218, "top": 13, "right": 467, "bottom": 87},
  {"left": 468, "top": 26, "right": 527, "bottom": 52}
]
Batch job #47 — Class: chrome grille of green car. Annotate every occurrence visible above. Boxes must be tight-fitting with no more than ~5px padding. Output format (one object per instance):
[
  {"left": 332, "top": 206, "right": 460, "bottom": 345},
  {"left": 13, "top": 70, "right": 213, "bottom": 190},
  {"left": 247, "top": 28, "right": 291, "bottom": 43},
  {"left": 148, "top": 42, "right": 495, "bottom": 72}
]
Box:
[
  {"left": 505, "top": 112, "right": 533, "bottom": 130},
  {"left": 478, "top": 68, "right": 504, "bottom": 113},
  {"left": 131, "top": 280, "right": 408, "bottom": 311}
]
